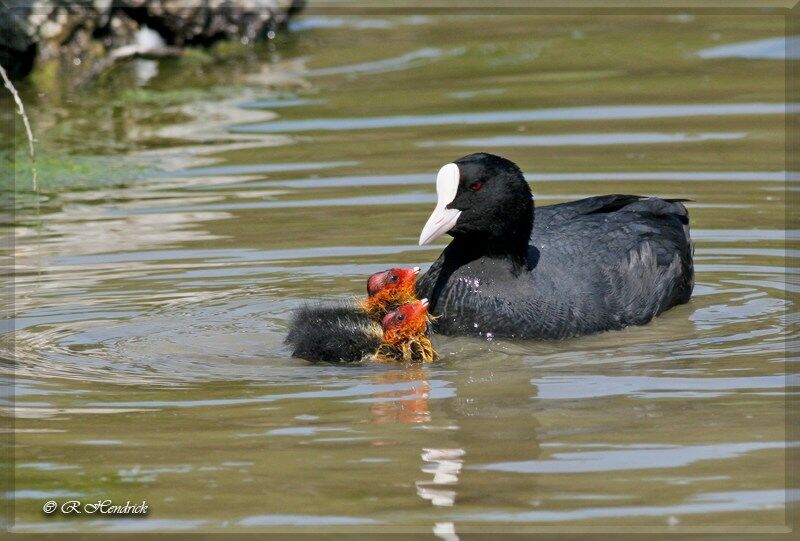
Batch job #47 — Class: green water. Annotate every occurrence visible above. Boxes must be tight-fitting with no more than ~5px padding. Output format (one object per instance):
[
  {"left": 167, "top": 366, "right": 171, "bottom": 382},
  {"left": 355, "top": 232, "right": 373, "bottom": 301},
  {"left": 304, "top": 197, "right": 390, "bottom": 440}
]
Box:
[{"left": 3, "top": 13, "right": 795, "bottom": 535}]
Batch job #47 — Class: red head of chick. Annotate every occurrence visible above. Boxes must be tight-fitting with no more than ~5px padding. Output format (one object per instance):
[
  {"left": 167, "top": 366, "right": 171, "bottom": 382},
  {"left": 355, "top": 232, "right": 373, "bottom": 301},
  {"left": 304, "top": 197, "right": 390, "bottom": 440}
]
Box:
[
  {"left": 361, "top": 267, "right": 420, "bottom": 319},
  {"left": 373, "top": 299, "right": 437, "bottom": 364}
]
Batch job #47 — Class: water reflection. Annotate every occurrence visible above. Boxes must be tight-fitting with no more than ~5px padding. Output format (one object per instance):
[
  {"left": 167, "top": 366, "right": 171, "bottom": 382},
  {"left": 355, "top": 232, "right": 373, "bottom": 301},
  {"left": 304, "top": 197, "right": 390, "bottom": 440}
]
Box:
[
  {"left": 369, "top": 368, "right": 431, "bottom": 425},
  {"left": 366, "top": 368, "right": 467, "bottom": 513},
  {"left": 433, "top": 522, "right": 460, "bottom": 541},
  {"left": 289, "top": 15, "right": 430, "bottom": 32},
  {"left": 305, "top": 47, "right": 461, "bottom": 77},
  {"left": 416, "top": 448, "right": 465, "bottom": 507},
  {"left": 239, "top": 98, "right": 325, "bottom": 109}
]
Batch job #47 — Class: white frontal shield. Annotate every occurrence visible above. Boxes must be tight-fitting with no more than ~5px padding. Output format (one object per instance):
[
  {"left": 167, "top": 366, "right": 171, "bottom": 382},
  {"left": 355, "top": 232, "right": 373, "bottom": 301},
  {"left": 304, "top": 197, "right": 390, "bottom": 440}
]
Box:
[{"left": 418, "top": 163, "right": 462, "bottom": 245}]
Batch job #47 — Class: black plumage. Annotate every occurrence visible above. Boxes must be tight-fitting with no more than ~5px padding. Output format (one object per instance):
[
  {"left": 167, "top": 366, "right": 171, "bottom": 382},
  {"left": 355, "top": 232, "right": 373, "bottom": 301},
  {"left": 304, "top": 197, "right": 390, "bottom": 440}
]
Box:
[
  {"left": 285, "top": 302, "right": 381, "bottom": 363},
  {"left": 416, "top": 153, "right": 694, "bottom": 339}
]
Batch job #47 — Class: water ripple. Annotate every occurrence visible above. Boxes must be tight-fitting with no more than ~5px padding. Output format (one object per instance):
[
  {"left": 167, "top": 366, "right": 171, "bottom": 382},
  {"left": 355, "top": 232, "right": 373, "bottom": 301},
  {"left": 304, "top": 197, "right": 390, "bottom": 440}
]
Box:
[
  {"left": 460, "top": 489, "right": 788, "bottom": 523},
  {"left": 305, "top": 47, "right": 461, "bottom": 77},
  {"left": 698, "top": 36, "right": 800, "bottom": 60},
  {"left": 171, "top": 161, "right": 359, "bottom": 178},
  {"left": 191, "top": 171, "right": 789, "bottom": 191},
  {"left": 421, "top": 132, "right": 746, "bottom": 148},
  {"left": 239, "top": 514, "right": 380, "bottom": 526},
  {"left": 534, "top": 374, "right": 786, "bottom": 400},
  {"left": 230, "top": 103, "right": 786, "bottom": 133},
  {"left": 472, "top": 441, "right": 788, "bottom": 474}
]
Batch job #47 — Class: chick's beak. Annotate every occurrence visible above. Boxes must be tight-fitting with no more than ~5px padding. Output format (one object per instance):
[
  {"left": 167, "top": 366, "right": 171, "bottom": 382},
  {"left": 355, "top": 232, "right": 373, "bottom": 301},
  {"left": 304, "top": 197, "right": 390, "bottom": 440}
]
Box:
[
  {"left": 400, "top": 267, "right": 420, "bottom": 286},
  {"left": 412, "top": 298, "right": 430, "bottom": 319}
]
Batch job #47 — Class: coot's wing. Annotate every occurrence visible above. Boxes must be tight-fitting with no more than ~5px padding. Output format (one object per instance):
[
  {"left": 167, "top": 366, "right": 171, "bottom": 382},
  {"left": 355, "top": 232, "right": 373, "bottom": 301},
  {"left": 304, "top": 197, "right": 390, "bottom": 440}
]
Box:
[
  {"left": 530, "top": 197, "right": 694, "bottom": 332},
  {"left": 533, "top": 194, "right": 654, "bottom": 233}
]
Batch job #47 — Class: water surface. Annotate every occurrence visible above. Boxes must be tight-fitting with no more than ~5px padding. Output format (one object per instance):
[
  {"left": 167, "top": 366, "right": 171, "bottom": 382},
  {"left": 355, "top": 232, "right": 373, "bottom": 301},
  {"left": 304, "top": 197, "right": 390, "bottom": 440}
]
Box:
[{"left": 3, "top": 12, "right": 793, "bottom": 535}]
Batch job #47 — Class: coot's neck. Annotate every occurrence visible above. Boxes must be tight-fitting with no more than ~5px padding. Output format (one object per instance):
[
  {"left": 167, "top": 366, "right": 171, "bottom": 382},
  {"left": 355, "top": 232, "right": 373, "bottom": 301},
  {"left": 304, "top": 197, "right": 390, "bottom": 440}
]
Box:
[{"left": 451, "top": 197, "right": 534, "bottom": 273}]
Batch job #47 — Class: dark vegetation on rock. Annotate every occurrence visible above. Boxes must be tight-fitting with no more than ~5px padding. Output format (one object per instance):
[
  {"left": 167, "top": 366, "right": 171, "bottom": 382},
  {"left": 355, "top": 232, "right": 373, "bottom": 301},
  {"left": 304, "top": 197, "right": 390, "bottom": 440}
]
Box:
[{"left": 1, "top": 0, "right": 305, "bottom": 79}]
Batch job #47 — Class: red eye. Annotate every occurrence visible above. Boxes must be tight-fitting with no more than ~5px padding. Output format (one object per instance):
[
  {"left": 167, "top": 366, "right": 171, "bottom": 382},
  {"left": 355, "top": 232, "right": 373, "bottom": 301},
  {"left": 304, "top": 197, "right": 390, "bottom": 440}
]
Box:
[{"left": 469, "top": 181, "right": 484, "bottom": 192}]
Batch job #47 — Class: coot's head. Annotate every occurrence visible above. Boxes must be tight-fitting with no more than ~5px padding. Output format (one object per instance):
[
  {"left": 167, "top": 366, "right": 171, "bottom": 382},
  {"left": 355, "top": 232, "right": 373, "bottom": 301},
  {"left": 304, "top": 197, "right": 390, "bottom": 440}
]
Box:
[
  {"left": 381, "top": 299, "right": 430, "bottom": 346},
  {"left": 367, "top": 267, "right": 420, "bottom": 297},
  {"left": 418, "top": 153, "right": 533, "bottom": 249}
]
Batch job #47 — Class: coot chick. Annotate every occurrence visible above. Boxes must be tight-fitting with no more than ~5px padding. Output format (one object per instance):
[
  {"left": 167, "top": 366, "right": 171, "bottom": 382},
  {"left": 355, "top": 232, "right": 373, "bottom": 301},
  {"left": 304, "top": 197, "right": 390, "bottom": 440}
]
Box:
[
  {"left": 362, "top": 266, "right": 420, "bottom": 319},
  {"left": 416, "top": 152, "right": 694, "bottom": 339},
  {"left": 287, "top": 300, "right": 436, "bottom": 364},
  {"left": 286, "top": 300, "right": 381, "bottom": 363},
  {"left": 375, "top": 300, "right": 438, "bottom": 364},
  {"left": 285, "top": 267, "right": 421, "bottom": 362}
]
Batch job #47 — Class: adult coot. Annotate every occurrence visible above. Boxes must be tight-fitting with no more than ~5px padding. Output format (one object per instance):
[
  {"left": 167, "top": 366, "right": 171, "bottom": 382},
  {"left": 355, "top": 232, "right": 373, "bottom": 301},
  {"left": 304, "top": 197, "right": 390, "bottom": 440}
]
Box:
[{"left": 416, "top": 153, "right": 694, "bottom": 339}]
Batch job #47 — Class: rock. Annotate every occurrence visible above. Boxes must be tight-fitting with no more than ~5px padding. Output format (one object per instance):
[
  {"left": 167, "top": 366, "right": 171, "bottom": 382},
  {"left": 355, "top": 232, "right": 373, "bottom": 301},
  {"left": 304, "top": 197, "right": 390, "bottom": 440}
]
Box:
[
  {"left": 0, "top": 1, "right": 38, "bottom": 78},
  {"left": 0, "top": 0, "right": 305, "bottom": 79}
]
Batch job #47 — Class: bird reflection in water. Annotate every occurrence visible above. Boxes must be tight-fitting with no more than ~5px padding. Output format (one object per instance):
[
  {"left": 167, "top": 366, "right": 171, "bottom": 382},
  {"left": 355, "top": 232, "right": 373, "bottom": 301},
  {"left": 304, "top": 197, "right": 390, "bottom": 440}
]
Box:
[
  {"left": 369, "top": 367, "right": 431, "bottom": 424},
  {"left": 366, "top": 367, "right": 463, "bottom": 539},
  {"left": 416, "top": 447, "right": 465, "bottom": 507}
]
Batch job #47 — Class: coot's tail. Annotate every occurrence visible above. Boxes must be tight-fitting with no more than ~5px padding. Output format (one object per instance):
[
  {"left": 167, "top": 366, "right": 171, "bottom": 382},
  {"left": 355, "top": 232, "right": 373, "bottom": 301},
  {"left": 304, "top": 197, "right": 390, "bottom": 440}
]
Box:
[
  {"left": 617, "top": 196, "right": 695, "bottom": 316},
  {"left": 664, "top": 198, "right": 695, "bottom": 306}
]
